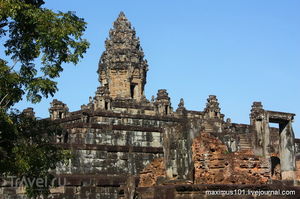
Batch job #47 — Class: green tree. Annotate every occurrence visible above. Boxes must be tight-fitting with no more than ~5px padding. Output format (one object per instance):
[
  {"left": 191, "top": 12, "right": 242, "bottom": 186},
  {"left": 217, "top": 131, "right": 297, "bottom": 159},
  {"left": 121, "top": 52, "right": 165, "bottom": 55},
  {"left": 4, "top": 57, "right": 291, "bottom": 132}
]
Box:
[
  {"left": 0, "top": 0, "right": 89, "bottom": 197},
  {"left": 0, "top": 110, "right": 71, "bottom": 197}
]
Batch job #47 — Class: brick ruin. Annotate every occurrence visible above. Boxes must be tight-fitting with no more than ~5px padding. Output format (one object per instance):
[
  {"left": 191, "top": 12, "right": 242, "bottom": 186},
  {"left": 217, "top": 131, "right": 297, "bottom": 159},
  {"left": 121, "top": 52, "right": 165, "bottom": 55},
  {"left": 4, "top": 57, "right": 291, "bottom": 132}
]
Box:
[{"left": 1, "top": 12, "right": 300, "bottom": 199}]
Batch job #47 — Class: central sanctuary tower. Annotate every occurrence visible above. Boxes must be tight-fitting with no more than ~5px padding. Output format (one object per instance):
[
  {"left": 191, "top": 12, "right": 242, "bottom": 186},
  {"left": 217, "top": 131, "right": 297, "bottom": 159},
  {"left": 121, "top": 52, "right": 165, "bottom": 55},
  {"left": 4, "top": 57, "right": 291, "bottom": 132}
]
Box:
[{"left": 97, "top": 12, "right": 148, "bottom": 101}]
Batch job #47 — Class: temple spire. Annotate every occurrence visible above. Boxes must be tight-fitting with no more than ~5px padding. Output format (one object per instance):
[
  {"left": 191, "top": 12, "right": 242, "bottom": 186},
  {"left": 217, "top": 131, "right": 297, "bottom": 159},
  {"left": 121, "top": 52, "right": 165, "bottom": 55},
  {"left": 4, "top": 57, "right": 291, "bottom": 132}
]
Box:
[
  {"left": 113, "top": 11, "right": 132, "bottom": 30},
  {"left": 97, "top": 12, "right": 148, "bottom": 101}
]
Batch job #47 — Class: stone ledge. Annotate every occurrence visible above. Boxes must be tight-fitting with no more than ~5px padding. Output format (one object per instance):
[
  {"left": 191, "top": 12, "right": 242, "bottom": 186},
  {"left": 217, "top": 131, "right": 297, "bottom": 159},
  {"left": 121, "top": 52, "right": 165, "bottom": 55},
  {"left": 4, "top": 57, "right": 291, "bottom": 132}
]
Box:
[
  {"left": 92, "top": 110, "right": 184, "bottom": 122},
  {"left": 55, "top": 174, "right": 127, "bottom": 186},
  {"left": 111, "top": 100, "right": 154, "bottom": 110},
  {"left": 56, "top": 143, "right": 163, "bottom": 153},
  {"left": 63, "top": 122, "right": 163, "bottom": 133}
]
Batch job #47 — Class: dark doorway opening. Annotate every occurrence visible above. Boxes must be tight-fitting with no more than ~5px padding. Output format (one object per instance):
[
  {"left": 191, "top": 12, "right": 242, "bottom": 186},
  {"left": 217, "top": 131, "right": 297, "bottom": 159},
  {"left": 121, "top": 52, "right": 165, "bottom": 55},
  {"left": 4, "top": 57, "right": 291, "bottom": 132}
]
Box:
[
  {"left": 64, "top": 132, "right": 69, "bottom": 143},
  {"left": 165, "top": 105, "right": 169, "bottom": 114},
  {"left": 271, "top": 156, "right": 280, "bottom": 176},
  {"left": 130, "top": 84, "right": 136, "bottom": 99}
]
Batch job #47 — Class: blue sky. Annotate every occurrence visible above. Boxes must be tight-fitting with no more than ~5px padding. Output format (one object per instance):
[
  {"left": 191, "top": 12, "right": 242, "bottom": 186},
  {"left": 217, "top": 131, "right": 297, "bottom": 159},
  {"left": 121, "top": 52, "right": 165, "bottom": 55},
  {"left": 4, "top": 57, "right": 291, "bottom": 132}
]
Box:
[{"left": 10, "top": 1, "right": 300, "bottom": 137}]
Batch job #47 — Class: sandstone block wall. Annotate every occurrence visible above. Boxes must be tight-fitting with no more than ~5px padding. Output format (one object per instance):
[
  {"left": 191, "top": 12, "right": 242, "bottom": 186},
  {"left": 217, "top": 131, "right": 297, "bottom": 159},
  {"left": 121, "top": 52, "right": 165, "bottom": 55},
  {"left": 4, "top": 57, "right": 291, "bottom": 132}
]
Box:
[{"left": 51, "top": 110, "right": 181, "bottom": 198}]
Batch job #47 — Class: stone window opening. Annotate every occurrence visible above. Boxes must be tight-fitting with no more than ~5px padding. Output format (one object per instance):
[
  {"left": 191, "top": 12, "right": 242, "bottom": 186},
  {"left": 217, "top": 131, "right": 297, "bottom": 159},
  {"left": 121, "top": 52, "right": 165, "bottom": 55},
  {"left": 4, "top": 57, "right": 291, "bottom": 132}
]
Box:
[
  {"left": 105, "top": 101, "right": 109, "bottom": 110},
  {"left": 130, "top": 84, "right": 136, "bottom": 99},
  {"left": 165, "top": 105, "right": 169, "bottom": 115},
  {"left": 59, "top": 112, "right": 63, "bottom": 119},
  {"left": 63, "top": 132, "right": 69, "bottom": 144}
]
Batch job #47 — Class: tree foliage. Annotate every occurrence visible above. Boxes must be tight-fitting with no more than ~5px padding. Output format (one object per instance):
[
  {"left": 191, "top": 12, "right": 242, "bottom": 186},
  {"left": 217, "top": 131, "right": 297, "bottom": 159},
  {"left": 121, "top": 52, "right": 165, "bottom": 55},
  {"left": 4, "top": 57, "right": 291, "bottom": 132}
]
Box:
[
  {"left": 0, "top": 110, "right": 71, "bottom": 197},
  {"left": 0, "top": 0, "right": 89, "bottom": 107},
  {"left": 0, "top": 0, "right": 89, "bottom": 197}
]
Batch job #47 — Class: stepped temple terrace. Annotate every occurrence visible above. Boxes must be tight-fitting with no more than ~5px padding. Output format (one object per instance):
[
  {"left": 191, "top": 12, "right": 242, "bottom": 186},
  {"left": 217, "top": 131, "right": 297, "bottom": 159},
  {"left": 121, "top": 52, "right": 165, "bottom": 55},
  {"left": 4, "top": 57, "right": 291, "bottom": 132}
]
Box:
[{"left": 2, "top": 12, "right": 300, "bottom": 199}]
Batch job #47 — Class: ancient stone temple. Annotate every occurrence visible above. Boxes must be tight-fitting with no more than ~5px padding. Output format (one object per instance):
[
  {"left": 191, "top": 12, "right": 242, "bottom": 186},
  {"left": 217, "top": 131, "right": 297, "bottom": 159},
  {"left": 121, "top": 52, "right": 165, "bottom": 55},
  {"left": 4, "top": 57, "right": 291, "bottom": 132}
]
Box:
[{"left": 2, "top": 12, "right": 300, "bottom": 199}]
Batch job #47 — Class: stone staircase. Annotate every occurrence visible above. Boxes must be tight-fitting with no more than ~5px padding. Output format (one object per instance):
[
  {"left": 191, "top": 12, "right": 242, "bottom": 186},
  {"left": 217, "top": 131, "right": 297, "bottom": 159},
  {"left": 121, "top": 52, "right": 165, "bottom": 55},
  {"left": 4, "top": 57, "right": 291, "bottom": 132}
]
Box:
[{"left": 239, "top": 134, "right": 252, "bottom": 151}]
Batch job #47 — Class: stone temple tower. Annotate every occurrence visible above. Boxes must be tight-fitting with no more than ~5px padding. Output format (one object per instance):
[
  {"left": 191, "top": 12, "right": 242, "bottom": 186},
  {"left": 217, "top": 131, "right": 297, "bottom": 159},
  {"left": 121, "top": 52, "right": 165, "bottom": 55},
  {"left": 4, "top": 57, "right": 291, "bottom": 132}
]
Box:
[{"left": 97, "top": 12, "right": 148, "bottom": 101}]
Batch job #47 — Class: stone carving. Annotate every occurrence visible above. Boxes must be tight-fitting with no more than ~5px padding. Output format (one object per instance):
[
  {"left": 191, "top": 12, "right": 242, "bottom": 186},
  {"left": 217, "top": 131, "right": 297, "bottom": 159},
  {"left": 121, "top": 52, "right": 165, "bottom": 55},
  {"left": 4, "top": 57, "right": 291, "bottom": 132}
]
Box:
[{"left": 97, "top": 12, "right": 148, "bottom": 101}]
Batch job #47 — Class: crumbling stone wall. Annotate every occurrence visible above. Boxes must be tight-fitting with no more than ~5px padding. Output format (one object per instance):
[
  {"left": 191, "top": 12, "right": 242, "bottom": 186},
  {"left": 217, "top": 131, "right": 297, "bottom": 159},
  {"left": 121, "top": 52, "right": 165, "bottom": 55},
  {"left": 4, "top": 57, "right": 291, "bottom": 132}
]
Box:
[
  {"left": 296, "top": 157, "right": 300, "bottom": 181},
  {"left": 139, "top": 158, "right": 165, "bottom": 187},
  {"left": 192, "top": 133, "right": 270, "bottom": 184},
  {"left": 136, "top": 132, "right": 271, "bottom": 189}
]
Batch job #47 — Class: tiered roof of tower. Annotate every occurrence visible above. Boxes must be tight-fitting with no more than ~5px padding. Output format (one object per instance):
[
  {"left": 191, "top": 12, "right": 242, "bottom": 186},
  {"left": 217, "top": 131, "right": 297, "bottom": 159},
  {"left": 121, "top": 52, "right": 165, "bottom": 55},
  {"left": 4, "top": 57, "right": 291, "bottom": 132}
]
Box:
[
  {"left": 98, "top": 12, "right": 148, "bottom": 77},
  {"left": 204, "top": 95, "right": 221, "bottom": 113}
]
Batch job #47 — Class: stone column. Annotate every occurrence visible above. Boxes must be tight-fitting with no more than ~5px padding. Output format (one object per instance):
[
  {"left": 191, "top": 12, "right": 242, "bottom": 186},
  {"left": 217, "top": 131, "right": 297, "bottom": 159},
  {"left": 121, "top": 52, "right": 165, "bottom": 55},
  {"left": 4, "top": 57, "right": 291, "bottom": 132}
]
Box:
[
  {"left": 263, "top": 115, "right": 270, "bottom": 157},
  {"left": 250, "top": 102, "right": 270, "bottom": 157},
  {"left": 163, "top": 126, "right": 173, "bottom": 179},
  {"left": 279, "top": 121, "right": 296, "bottom": 180}
]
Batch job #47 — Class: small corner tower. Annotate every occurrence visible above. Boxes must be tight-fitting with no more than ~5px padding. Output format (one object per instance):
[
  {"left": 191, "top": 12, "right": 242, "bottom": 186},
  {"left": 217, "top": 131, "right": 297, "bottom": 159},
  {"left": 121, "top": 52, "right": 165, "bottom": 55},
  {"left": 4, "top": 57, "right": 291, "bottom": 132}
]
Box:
[
  {"left": 204, "top": 95, "right": 223, "bottom": 120},
  {"left": 154, "top": 89, "right": 172, "bottom": 115},
  {"left": 97, "top": 12, "right": 148, "bottom": 101},
  {"left": 203, "top": 95, "right": 224, "bottom": 133},
  {"left": 49, "top": 99, "right": 69, "bottom": 120}
]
